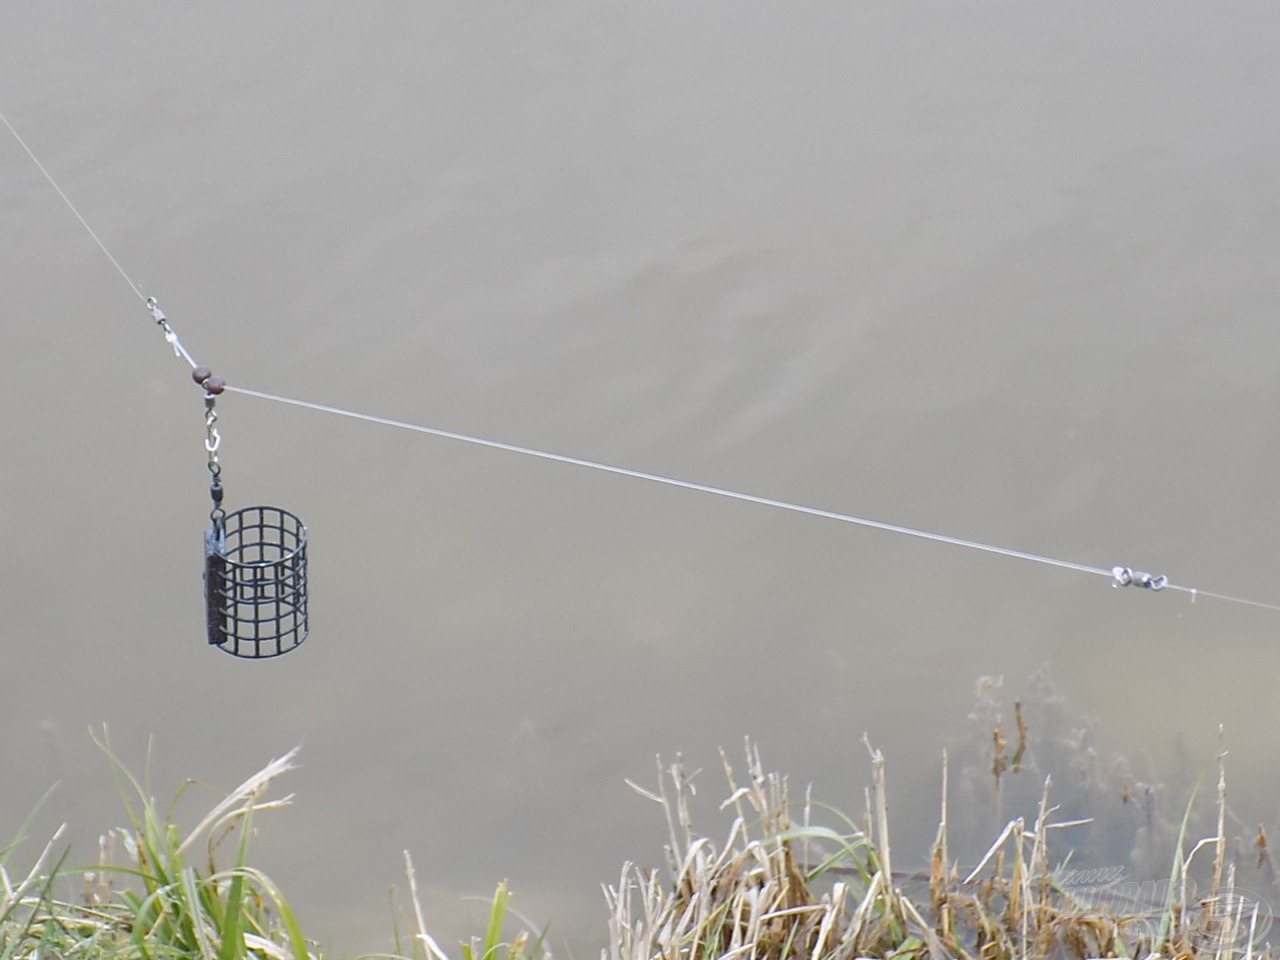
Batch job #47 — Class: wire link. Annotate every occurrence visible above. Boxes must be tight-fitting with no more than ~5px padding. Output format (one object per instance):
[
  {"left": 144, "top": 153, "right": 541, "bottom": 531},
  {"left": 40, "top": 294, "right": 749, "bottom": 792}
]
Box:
[
  {"left": 203, "top": 387, "right": 227, "bottom": 529},
  {"left": 204, "top": 395, "right": 221, "bottom": 462}
]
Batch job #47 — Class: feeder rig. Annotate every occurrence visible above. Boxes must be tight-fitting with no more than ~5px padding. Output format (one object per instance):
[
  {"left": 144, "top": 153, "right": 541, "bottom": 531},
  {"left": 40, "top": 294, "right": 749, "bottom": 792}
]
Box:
[{"left": 151, "top": 297, "right": 309, "bottom": 659}]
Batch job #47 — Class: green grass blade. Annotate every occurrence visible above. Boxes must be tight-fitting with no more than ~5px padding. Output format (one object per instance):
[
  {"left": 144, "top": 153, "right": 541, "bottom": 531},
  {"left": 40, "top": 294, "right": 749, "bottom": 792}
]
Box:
[
  {"left": 237, "top": 866, "right": 311, "bottom": 960},
  {"left": 482, "top": 882, "right": 509, "bottom": 960},
  {"left": 1155, "top": 777, "right": 1202, "bottom": 950},
  {"left": 215, "top": 805, "right": 254, "bottom": 960}
]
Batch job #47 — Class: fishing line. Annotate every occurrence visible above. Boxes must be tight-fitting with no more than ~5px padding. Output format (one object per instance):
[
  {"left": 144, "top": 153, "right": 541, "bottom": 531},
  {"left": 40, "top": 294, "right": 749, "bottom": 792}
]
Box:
[
  {"left": 7, "top": 107, "right": 1280, "bottom": 618},
  {"left": 0, "top": 109, "right": 203, "bottom": 369},
  {"left": 228, "top": 385, "right": 1117, "bottom": 578},
  {"left": 1, "top": 109, "right": 148, "bottom": 304},
  {"left": 220, "top": 385, "right": 1280, "bottom": 613}
]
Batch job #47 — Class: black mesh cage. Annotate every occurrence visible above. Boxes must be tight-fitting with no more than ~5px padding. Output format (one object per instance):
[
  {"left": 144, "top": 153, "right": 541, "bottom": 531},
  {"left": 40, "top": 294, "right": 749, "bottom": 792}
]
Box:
[{"left": 204, "top": 506, "right": 308, "bottom": 658}]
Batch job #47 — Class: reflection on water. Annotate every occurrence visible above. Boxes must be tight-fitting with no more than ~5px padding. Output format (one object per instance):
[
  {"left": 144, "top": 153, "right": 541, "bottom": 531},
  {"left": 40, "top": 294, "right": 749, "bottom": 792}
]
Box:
[{"left": 4, "top": 2, "right": 1280, "bottom": 953}]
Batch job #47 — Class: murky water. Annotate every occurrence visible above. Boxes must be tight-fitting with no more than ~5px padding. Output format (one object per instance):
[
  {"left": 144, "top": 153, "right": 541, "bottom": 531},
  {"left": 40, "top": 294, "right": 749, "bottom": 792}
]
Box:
[{"left": 5, "top": 2, "right": 1280, "bottom": 953}]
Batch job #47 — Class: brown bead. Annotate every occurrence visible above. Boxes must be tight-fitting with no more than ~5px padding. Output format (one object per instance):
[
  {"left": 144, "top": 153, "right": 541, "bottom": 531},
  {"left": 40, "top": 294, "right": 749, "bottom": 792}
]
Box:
[
  {"left": 203, "top": 376, "right": 226, "bottom": 395},
  {"left": 192, "top": 365, "right": 213, "bottom": 385}
]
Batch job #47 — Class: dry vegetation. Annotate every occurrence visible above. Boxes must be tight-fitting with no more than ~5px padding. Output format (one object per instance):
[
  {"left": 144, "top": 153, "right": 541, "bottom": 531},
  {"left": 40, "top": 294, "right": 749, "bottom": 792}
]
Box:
[
  {"left": 3, "top": 681, "right": 1277, "bottom": 960},
  {"left": 606, "top": 736, "right": 1273, "bottom": 960}
]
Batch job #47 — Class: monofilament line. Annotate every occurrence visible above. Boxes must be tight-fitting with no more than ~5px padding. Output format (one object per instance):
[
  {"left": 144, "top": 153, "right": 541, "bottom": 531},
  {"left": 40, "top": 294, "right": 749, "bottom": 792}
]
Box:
[
  {"left": 224, "top": 389, "right": 1152, "bottom": 574},
  {"left": 0, "top": 109, "right": 147, "bottom": 303},
  {"left": 225, "top": 388, "right": 1103, "bottom": 573},
  {"left": 1, "top": 110, "right": 204, "bottom": 370},
  {"left": 225, "top": 386, "right": 1280, "bottom": 613}
]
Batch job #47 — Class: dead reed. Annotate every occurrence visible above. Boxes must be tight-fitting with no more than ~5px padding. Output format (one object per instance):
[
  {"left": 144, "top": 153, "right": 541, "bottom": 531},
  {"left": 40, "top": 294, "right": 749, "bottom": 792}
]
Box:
[{"left": 604, "top": 728, "right": 1276, "bottom": 960}]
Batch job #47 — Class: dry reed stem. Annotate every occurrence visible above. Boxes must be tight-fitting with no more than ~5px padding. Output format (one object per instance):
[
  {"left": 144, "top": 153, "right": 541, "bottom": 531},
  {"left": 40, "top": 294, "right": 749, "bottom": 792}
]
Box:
[
  {"left": 404, "top": 850, "right": 451, "bottom": 960},
  {"left": 605, "top": 735, "right": 1271, "bottom": 960},
  {"left": 176, "top": 746, "right": 300, "bottom": 857}
]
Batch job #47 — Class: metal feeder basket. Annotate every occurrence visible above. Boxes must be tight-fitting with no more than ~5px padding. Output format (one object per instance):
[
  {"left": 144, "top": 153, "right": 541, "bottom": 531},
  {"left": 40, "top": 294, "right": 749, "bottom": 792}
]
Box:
[{"left": 205, "top": 505, "right": 308, "bottom": 659}]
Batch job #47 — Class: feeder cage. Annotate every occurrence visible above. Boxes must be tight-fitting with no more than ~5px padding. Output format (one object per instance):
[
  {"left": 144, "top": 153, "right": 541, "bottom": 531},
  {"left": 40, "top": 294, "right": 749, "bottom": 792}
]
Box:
[{"left": 205, "top": 505, "right": 309, "bottom": 658}]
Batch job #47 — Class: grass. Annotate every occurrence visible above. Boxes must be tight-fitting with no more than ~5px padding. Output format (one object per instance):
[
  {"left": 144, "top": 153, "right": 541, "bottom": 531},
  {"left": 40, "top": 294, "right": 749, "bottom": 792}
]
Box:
[
  {"left": 0, "top": 728, "right": 550, "bottom": 960},
  {"left": 1, "top": 693, "right": 1275, "bottom": 960},
  {"left": 1, "top": 727, "right": 310, "bottom": 960}
]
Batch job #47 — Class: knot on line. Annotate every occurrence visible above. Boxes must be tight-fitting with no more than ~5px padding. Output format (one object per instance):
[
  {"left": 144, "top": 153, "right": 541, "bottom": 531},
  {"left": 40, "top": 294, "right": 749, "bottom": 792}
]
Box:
[{"left": 1112, "top": 565, "right": 1167, "bottom": 591}]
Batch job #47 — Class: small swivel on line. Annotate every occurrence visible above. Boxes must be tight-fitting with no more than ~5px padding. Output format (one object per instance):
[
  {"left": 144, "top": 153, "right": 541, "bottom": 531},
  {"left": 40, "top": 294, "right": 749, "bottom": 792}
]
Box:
[{"left": 1111, "top": 566, "right": 1167, "bottom": 591}]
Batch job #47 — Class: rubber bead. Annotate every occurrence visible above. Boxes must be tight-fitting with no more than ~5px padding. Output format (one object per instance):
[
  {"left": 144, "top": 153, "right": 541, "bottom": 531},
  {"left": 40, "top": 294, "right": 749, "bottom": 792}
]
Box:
[
  {"left": 192, "top": 365, "right": 212, "bottom": 385},
  {"left": 203, "top": 375, "right": 226, "bottom": 395}
]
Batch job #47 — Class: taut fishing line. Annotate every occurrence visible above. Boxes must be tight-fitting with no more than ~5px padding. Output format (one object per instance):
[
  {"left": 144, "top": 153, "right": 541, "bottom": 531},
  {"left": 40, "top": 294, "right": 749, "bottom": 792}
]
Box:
[
  {"left": 7, "top": 108, "right": 1280, "bottom": 659},
  {"left": 219, "top": 386, "right": 1280, "bottom": 614}
]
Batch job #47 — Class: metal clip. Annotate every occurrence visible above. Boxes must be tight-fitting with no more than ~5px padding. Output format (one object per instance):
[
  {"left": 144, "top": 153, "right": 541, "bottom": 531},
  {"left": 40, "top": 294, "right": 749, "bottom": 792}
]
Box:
[
  {"left": 204, "top": 396, "right": 221, "bottom": 458},
  {"left": 1111, "top": 566, "right": 1167, "bottom": 591},
  {"left": 146, "top": 296, "right": 167, "bottom": 324}
]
